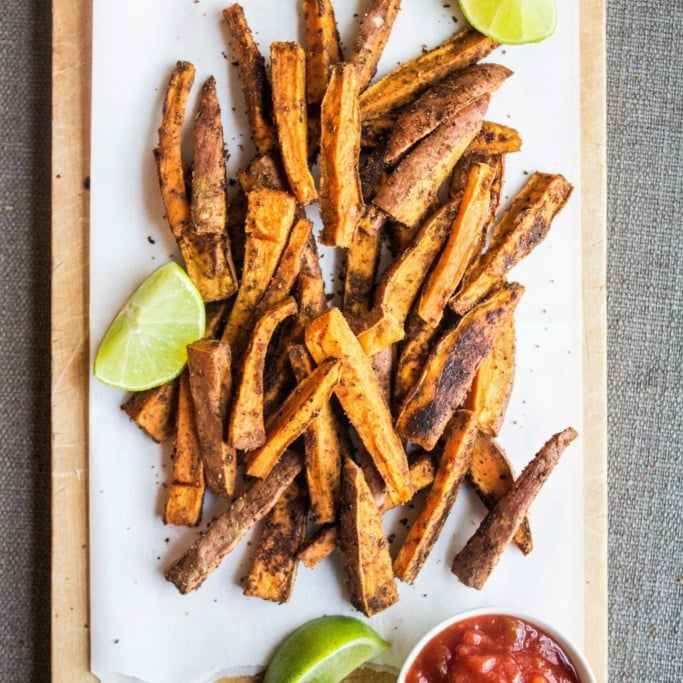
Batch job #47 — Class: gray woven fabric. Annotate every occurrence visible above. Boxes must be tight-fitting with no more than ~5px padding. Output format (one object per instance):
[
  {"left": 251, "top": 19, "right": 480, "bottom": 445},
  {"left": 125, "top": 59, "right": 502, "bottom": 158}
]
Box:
[{"left": 0, "top": 1, "right": 681, "bottom": 682}]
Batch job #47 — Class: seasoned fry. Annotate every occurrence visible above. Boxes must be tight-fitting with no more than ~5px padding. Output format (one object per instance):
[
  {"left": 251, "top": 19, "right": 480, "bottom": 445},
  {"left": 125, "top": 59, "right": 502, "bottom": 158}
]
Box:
[
  {"left": 358, "top": 147, "right": 387, "bottom": 201},
  {"left": 343, "top": 222, "right": 382, "bottom": 319},
  {"left": 350, "top": 0, "right": 401, "bottom": 91},
  {"left": 289, "top": 345, "right": 342, "bottom": 524},
  {"left": 222, "top": 188, "right": 296, "bottom": 353},
  {"left": 270, "top": 42, "right": 318, "bottom": 205},
  {"left": 244, "top": 481, "right": 307, "bottom": 603},
  {"left": 360, "top": 29, "right": 498, "bottom": 121},
  {"left": 229, "top": 298, "right": 298, "bottom": 451},
  {"left": 122, "top": 380, "right": 179, "bottom": 443},
  {"left": 466, "top": 121, "right": 522, "bottom": 156},
  {"left": 466, "top": 311, "right": 515, "bottom": 436},
  {"left": 338, "top": 458, "right": 398, "bottom": 616},
  {"left": 394, "top": 411, "right": 477, "bottom": 583},
  {"left": 223, "top": 4, "right": 275, "bottom": 154},
  {"left": 385, "top": 64, "right": 512, "bottom": 165},
  {"left": 452, "top": 428, "right": 577, "bottom": 589},
  {"left": 166, "top": 450, "right": 303, "bottom": 594},
  {"left": 302, "top": 0, "right": 343, "bottom": 105},
  {"left": 469, "top": 431, "right": 532, "bottom": 554},
  {"left": 238, "top": 153, "right": 287, "bottom": 194},
  {"left": 246, "top": 359, "right": 342, "bottom": 478},
  {"left": 305, "top": 308, "right": 412, "bottom": 504},
  {"left": 373, "top": 96, "right": 488, "bottom": 228},
  {"left": 320, "top": 64, "right": 364, "bottom": 247},
  {"left": 164, "top": 374, "right": 205, "bottom": 527},
  {"left": 371, "top": 346, "right": 394, "bottom": 403},
  {"left": 356, "top": 309, "right": 404, "bottom": 356},
  {"left": 394, "top": 317, "right": 440, "bottom": 409},
  {"left": 397, "top": 283, "right": 524, "bottom": 450},
  {"left": 187, "top": 339, "right": 236, "bottom": 497},
  {"left": 361, "top": 113, "right": 396, "bottom": 148},
  {"left": 418, "top": 162, "right": 496, "bottom": 325},
  {"left": 451, "top": 173, "right": 573, "bottom": 315}
]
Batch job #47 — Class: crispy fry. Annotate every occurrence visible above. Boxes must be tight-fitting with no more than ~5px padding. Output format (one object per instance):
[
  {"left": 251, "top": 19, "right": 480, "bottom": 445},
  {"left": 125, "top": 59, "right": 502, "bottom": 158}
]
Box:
[
  {"left": 466, "top": 311, "right": 515, "bottom": 437},
  {"left": 187, "top": 339, "right": 236, "bottom": 497},
  {"left": 178, "top": 233, "right": 238, "bottom": 304},
  {"left": 360, "top": 29, "right": 498, "bottom": 121},
  {"left": 466, "top": 121, "right": 522, "bottom": 156},
  {"left": 418, "top": 162, "right": 496, "bottom": 325},
  {"left": 385, "top": 64, "right": 512, "bottom": 165},
  {"left": 469, "top": 431, "right": 532, "bottom": 554},
  {"left": 356, "top": 309, "right": 404, "bottom": 355},
  {"left": 397, "top": 283, "right": 524, "bottom": 450},
  {"left": 394, "top": 411, "right": 476, "bottom": 582},
  {"left": 246, "top": 359, "right": 342, "bottom": 478},
  {"left": 320, "top": 64, "right": 364, "bottom": 247},
  {"left": 289, "top": 345, "right": 342, "bottom": 524},
  {"left": 244, "top": 481, "right": 307, "bottom": 603},
  {"left": 222, "top": 188, "right": 296, "bottom": 353},
  {"left": 229, "top": 298, "right": 298, "bottom": 450},
  {"left": 359, "top": 147, "right": 387, "bottom": 201},
  {"left": 223, "top": 4, "right": 275, "bottom": 154},
  {"left": 350, "top": 0, "right": 401, "bottom": 91},
  {"left": 373, "top": 96, "right": 488, "bottom": 228},
  {"left": 450, "top": 152, "right": 504, "bottom": 231},
  {"left": 305, "top": 308, "right": 412, "bottom": 504},
  {"left": 270, "top": 42, "right": 317, "bottom": 204},
  {"left": 122, "top": 380, "right": 179, "bottom": 443},
  {"left": 302, "top": 0, "right": 343, "bottom": 105},
  {"left": 452, "top": 428, "right": 577, "bottom": 589},
  {"left": 164, "top": 374, "right": 205, "bottom": 527},
  {"left": 338, "top": 458, "right": 398, "bottom": 616},
  {"left": 394, "top": 317, "right": 440, "bottom": 409},
  {"left": 238, "top": 153, "right": 287, "bottom": 194},
  {"left": 166, "top": 450, "right": 302, "bottom": 594},
  {"left": 451, "top": 173, "right": 573, "bottom": 315},
  {"left": 343, "top": 221, "right": 382, "bottom": 319}
]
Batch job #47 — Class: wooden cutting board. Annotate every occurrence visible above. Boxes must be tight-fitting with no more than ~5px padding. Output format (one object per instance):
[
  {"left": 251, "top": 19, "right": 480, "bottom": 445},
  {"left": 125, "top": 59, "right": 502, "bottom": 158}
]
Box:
[{"left": 50, "top": 1, "right": 607, "bottom": 681}]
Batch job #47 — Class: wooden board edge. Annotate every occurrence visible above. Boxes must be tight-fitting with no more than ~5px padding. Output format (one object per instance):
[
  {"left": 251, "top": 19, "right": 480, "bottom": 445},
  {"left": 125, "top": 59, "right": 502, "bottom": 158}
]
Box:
[{"left": 580, "top": 0, "right": 608, "bottom": 681}]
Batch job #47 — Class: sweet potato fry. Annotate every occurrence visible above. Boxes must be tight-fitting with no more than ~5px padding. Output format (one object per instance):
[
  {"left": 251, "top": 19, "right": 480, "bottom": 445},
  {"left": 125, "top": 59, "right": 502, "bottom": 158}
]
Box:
[
  {"left": 451, "top": 173, "right": 573, "bottom": 315},
  {"left": 361, "top": 113, "right": 395, "bottom": 148},
  {"left": 223, "top": 4, "right": 275, "bottom": 154},
  {"left": 305, "top": 308, "right": 412, "bottom": 504},
  {"left": 358, "top": 147, "right": 387, "bottom": 201},
  {"left": 356, "top": 309, "right": 404, "bottom": 356},
  {"left": 394, "top": 411, "right": 477, "bottom": 583},
  {"left": 373, "top": 96, "right": 488, "bottom": 228},
  {"left": 289, "top": 345, "right": 342, "bottom": 524},
  {"left": 466, "top": 121, "right": 522, "bottom": 156},
  {"left": 371, "top": 346, "right": 394, "bottom": 403},
  {"left": 302, "top": 0, "right": 343, "bottom": 105},
  {"left": 360, "top": 29, "right": 498, "bottom": 121},
  {"left": 350, "top": 0, "right": 401, "bottom": 91},
  {"left": 418, "top": 162, "right": 497, "bottom": 325},
  {"left": 229, "top": 298, "right": 298, "bottom": 450},
  {"left": 238, "top": 153, "right": 287, "bottom": 194},
  {"left": 320, "top": 64, "right": 364, "bottom": 247},
  {"left": 338, "top": 458, "right": 398, "bottom": 616},
  {"left": 469, "top": 431, "right": 532, "bottom": 555},
  {"left": 244, "top": 481, "right": 307, "bottom": 603},
  {"left": 222, "top": 188, "right": 296, "bottom": 353},
  {"left": 166, "top": 450, "right": 302, "bottom": 594},
  {"left": 246, "top": 359, "right": 342, "bottom": 478},
  {"left": 385, "top": 64, "right": 512, "bottom": 165},
  {"left": 452, "top": 428, "right": 577, "bottom": 589},
  {"left": 187, "top": 339, "right": 236, "bottom": 497},
  {"left": 450, "top": 152, "right": 504, "bottom": 230},
  {"left": 466, "top": 311, "right": 515, "bottom": 437},
  {"left": 343, "top": 222, "right": 382, "bottom": 319},
  {"left": 397, "top": 283, "right": 524, "bottom": 450},
  {"left": 164, "top": 374, "right": 205, "bottom": 527},
  {"left": 270, "top": 42, "right": 318, "bottom": 205}
]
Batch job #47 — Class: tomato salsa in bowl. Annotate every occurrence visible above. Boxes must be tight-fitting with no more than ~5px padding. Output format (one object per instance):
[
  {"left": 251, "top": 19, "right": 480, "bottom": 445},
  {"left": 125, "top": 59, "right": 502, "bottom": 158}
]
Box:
[{"left": 397, "top": 609, "right": 595, "bottom": 683}]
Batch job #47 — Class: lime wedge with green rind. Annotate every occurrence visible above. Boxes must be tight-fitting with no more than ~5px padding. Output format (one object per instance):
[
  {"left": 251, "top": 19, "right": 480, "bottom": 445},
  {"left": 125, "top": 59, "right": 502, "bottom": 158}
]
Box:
[{"left": 94, "top": 261, "right": 205, "bottom": 391}]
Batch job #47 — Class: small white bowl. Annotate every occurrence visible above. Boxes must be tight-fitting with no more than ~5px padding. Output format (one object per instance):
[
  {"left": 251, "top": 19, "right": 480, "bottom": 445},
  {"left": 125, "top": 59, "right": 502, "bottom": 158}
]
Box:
[{"left": 396, "top": 607, "right": 596, "bottom": 683}]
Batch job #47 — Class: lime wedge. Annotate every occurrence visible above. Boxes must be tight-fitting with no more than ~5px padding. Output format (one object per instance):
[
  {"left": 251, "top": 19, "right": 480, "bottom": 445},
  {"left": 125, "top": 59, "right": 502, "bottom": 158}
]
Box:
[
  {"left": 263, "top": 616, "right": 390, "bottom": 683},
  {"left": 94, "top": 261, "right": 206, "bottom": 391},
  {"left": 459, "top": 0, "right": 557, "bottom": 44}
]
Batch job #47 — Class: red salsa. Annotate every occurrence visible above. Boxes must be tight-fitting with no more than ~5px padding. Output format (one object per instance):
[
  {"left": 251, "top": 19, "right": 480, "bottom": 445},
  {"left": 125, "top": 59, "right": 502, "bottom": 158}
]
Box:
[{"left": 406, "top": 614, "right": 580, "bottom": 683}]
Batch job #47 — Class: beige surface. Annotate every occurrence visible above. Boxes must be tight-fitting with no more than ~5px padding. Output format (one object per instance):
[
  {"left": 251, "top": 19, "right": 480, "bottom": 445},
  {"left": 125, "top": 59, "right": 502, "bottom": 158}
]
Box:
[{"left": 50, "top": 0, "right": 607, "bottom": 680}]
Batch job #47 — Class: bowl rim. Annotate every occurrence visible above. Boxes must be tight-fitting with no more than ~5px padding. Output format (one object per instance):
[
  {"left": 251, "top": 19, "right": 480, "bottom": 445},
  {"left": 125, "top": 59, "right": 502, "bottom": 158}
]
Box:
[{"left": 395, "top": 606, "right": 596, "bottom": 683}]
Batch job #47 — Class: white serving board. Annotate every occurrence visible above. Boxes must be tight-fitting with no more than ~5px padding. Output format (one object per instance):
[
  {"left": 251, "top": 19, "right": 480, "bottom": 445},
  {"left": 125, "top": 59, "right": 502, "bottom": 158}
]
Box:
[{"left": 89, "top": 2, "right": 583, "bottom": 681}]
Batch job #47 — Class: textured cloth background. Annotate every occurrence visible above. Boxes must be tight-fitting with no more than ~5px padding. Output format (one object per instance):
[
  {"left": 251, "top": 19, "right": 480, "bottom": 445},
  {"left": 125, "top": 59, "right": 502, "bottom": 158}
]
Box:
[{"left": 0, "top": 1, "right": 681, "bottom": 681}]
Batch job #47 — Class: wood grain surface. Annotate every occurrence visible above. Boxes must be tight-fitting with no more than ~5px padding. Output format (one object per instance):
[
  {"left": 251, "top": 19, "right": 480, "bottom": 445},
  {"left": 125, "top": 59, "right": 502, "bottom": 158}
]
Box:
[{"left": 50, "top": 1, "right": 607, "bottom": 681}]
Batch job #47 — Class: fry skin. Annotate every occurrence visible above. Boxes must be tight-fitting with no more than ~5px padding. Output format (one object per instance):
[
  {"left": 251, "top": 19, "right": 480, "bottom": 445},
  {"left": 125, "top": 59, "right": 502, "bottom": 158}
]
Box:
[
  {"left": 397, "top": 283, "right": 524, "bottom": 450},
  {"left": 452, "top": 428, "right": 577, "bottom": 589},
  {"left": 223, "top": 4, "right": 275, "bottom": 154},
  {"left": 451, "top": 173, "right": 573, "bottom": 315},
  {"left": 320, "top": 64, "right": 364, "bottom": 247},
  {"left": 394, "top": 411, "right": 477, "bottom": 583},
  {"left": 244, "top": 481, "right": 307, "bottom": 603},
  {"left": 246, "top": 359, "right": 342, "bottom": 478},
  {"left": 270, "top": 42, "right": 318, "bottom": 205},
  {"left": 229, "top": 298, "right": 298, "bottom": 451}
]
